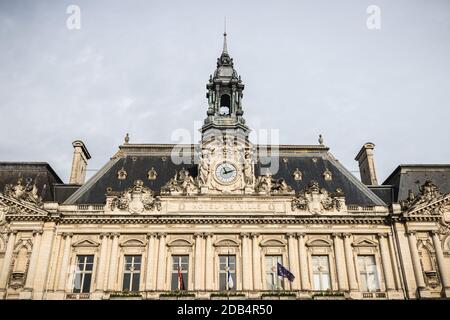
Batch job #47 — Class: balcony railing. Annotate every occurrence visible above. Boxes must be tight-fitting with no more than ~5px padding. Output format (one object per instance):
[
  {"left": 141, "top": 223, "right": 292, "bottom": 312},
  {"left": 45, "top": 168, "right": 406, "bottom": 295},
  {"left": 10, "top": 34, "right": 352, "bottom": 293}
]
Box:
[
  {"left": 362, "top": 292, "right": 386, "bottom": 299},
  {"left": 66, "top": 293, "right": 91, "bottom": 300}
]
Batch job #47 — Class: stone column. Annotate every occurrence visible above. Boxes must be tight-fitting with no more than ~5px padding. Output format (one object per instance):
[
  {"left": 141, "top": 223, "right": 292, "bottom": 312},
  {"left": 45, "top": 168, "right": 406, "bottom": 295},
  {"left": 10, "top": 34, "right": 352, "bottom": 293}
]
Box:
[
  {"left": 287, "top": 233, "right": 300, "bottom": 290},
  {"left": 378, "top": 234, "right": 396, "bottom": 291},
  {"left": 343, "top": 233, "right": 358, "bottom": 291},
  {"left": 251, "top": 233, "right": 262, "bottom": 290},
  {"left": 0, "top": 231, "right": 17, "bottom": 296},
  {"left": 297, "top": 233, "right": 310, "bottom": 290},
  {"left": 107, "top": 233, "right": 120, "bottom": 291},
  {"left": 156, "top": 233, "right": 166, "bottom": 290},
  {"left": 204, "top": 233, "right": 214, "bottom": 291},
  {"left": 32, "top": 222, "right": 56, "bottom": 299},
  {"left": 145, "top": 233, "right": 156, "bottom": 291},
  {"left": 333, "top": 233, "right": 348, "bottom": 291},
  {"left": 387, "top": 232, "right": 402, "bottom": 290},
  {"left": 194, "top": 233, "right": 204, "bottom": 290},
  {"left": 431, "top": 231, "right": 450, "bottom": 296},
  {"left": 23, "top": 230, "right": 43, "bottom": 292},
  {"left": 57, "top": 233, "right": 73, "bottom": 292},
  {"left": 241, "top": 233, "right": 252, "bottom": 290},
  {"left": 406, "top": 231, "right": 426, "bottom": 289},
  {"left": 95, "top": 233, "right": 109, "bottom": 293}
]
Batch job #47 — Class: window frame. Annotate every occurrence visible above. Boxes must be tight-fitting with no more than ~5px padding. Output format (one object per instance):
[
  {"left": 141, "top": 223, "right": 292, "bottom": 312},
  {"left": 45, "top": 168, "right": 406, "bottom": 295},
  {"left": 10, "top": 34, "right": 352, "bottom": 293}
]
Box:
[
  {"left": 72, "top": 254, "right": 94, "bottom": 293},
  {"left": 264, "top": 255, "right": 285, "bottom": 291},
  {"left": 122, "top": 254, "right": 142, "bottom": 292},
  {"left": 171, "top": 255, "right": 189, "bottom": 291},
  {"left": 218, "top": 254, "right": 237, "bottom": 291}
]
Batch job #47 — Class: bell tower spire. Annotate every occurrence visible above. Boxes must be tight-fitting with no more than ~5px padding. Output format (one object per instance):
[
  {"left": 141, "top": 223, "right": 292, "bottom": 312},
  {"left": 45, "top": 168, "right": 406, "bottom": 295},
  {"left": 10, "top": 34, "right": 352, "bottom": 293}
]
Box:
[{"left": 202, "top": 30, "right": 248, "bottom": 139}]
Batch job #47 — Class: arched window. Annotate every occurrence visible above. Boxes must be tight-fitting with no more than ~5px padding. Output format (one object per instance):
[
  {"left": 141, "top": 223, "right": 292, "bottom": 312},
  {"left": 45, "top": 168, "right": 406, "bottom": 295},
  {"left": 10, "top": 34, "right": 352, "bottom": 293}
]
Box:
[{"left": 219, "top": 94, "right": 231, "bottom": 116}]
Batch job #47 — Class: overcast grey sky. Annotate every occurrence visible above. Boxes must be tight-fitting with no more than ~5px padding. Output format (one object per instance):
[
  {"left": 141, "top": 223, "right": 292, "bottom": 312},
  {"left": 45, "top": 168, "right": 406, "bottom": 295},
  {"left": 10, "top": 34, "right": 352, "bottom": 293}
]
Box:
[{"left": 0, "top": 0, "right": 449, "bottom": 183}]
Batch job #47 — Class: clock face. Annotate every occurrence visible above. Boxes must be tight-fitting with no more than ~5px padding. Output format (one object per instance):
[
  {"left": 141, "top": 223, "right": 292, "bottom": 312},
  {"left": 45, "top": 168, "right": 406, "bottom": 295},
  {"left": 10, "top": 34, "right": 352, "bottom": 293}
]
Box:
[{"left": 215, "top": 162, "right": 237, "bottom": 184}]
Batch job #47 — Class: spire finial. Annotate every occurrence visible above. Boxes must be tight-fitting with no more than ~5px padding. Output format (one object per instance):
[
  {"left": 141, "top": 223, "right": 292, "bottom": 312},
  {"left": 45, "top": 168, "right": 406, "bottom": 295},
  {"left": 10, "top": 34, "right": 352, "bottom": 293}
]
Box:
[{"left": 222, "top": 17, "right": 228, "bottom": 55}]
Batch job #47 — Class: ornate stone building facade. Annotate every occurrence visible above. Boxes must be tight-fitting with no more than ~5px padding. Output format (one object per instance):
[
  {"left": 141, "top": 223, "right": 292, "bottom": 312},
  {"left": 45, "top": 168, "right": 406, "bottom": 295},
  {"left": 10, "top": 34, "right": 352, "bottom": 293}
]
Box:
[{"left": 0, "top": 34, "right": 449, "bottom": 300}]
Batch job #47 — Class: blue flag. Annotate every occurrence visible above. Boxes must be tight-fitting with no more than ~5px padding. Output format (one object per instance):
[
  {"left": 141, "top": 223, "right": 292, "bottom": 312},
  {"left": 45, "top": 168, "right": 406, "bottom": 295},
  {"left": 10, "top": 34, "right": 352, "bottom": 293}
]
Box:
[{"left": 277, "top": 262, "right": 295, "bottom": 282}]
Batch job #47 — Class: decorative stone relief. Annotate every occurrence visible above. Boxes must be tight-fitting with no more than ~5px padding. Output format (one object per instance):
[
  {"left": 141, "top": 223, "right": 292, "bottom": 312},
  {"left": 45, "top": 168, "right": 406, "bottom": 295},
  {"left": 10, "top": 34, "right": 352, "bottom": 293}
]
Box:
[
  {"left": 255, "top": 172, "right": 294, "bottom": 195},
  {"left": 106, "top": 179, "right": 161, "bottom": 213},
  {"left": 161, "top": 168, "right": 199, "bottom": 196},
  {"left": 291, "top": 180, "right": 345, "bottom": 214},
  {"left": 401, "top": 180, "right": 448, "bottom": 215},
  {"left": 3, "top": 178, "right": 43, "bottom": 206}
]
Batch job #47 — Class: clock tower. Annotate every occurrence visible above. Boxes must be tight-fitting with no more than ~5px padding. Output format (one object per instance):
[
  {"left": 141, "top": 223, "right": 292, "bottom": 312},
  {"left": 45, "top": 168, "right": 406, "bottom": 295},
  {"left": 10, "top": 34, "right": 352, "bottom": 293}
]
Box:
[{"left": 198, "top": 32, "right": 255, "bottom": 194}]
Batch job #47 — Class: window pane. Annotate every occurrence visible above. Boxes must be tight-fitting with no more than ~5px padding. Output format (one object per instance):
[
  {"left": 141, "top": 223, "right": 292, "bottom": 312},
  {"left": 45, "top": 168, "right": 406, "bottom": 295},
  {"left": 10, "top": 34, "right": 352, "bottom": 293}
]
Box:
[
  {"left": 131, "top": 273, "right": 140, "bottom": 291},
  {"left": 358, "top": 255, "right": 379, "bottom": 292},
  {"left": 312, "top": 255, "right": 330, "bottom": 290},
  {"left": 219, "top": 273, "right": 227, "bottom": 291},
  {"left": 123, "top": 273, "right": 131, "bottom": 291},
  {"left": 171, "top": 274, "right": 178, "bottom": 290},
  {"left": 265, "top": 255, "right": 282, "bottom": 290},
  {"left": 82, "top": 273, "right": 92, "bottom": 293},
  {"left": 73, "top": 273, "right": 82, "bottom": 293}
]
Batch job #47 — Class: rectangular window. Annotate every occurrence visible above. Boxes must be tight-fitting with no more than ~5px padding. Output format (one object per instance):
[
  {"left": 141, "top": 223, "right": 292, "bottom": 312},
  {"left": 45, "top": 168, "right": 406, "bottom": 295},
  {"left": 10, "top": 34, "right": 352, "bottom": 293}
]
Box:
[
  {"left": 122, "top": 255, "right": 141, "bottom": 292},
  {"left": 265, "top": 255, "right": 284, "bottom": 290},
  {"left": 171, "top": 255, "right": 189, "bottom": 290},
  {"left": 219, "top": 255, "right": 236, "bottom": 291},
  {"left": 73, "top": 255, "right": 94, "bottom": 293},
  {"left": 312, "top": 255, "right": 331, "bottom": 290},
  {"left": 358, "top": 255, "right": 380, "bottom": 292}
]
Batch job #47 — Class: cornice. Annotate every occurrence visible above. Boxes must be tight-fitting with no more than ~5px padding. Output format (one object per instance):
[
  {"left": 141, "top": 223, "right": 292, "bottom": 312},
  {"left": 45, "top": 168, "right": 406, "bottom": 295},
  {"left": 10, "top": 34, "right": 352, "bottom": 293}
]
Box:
[{"left": 54, "top": 216, "right": 389, "bottom": 225}]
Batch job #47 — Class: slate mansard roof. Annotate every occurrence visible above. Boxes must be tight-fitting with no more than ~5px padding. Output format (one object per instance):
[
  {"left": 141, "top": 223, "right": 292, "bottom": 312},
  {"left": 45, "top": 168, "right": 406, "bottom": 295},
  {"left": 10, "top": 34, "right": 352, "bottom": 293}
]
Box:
[
  {"left": 0, "top": 162, "right": 63, "bottom": 202},
  {"left": 382, "top": 164, "right": 450, "bottom": 202},
  {"left": 64, "top": 143, "right": 385, "bottom": 206}
]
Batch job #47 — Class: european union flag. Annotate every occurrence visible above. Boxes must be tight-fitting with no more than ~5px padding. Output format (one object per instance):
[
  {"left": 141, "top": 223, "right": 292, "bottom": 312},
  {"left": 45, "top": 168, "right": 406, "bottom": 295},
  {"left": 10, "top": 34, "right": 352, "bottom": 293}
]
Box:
[{"left": 277, "top": 262, "right": 295, "bottom": 282}]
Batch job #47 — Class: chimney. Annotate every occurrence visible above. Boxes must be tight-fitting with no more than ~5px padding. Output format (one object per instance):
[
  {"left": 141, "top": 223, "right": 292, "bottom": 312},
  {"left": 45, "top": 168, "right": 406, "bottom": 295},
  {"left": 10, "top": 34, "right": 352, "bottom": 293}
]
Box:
[
  {"left": 69, "top": 140, "right": 91, "bottom": 184},
  {"left": 355, "top": 142, "right": 378, "bottom": 185}
]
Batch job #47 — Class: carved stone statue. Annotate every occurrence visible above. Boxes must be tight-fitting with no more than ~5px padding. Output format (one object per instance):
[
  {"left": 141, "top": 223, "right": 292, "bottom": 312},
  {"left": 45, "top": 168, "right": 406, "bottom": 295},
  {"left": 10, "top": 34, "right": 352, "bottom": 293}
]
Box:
[
  {"left": 401, "top": 180, "right": 445, "bottom": 214},
  {"left": 255, "top": 172, "right": 294, "bottom": 195},
  {"left": 243, "top": 152, "right": 254, "bottom": 186},
  {"left": 3, "top": 178, "right": 43, "bottom": 206},
  {"left": 161, "top": 169, "right": 200, "bottom": 196},
  {"left": 198, "top": 152, "right": 210, "bottom": 186}
]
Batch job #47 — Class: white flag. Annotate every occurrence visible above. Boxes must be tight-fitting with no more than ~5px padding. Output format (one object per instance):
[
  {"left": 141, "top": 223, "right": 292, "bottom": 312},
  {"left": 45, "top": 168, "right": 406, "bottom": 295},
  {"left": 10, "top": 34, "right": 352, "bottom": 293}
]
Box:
[{"left": 228, "top": 272, "right": 234, "bottom": 289}]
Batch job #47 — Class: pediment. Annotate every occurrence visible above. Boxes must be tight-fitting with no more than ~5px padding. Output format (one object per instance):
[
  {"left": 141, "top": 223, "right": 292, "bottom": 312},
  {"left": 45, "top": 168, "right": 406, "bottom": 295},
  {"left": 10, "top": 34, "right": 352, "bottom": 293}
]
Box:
[
  {"left": 0, "top": 194, "right": 48, "bottom": 218},
  {"left": 214, "top": 238, "right": 239, "bottom": 247},
  {"left": 120, "top": 238, "right": 146, "bottom": 247},
  {"left": 167, "top": 238, "right": 193, "bottom": 247},
  {"left": 306, "top": 238, "right": 332, "bottom": 247},
  {"left": 405, "top": 194, "right": 450, "bottom": 217},
  {"left": 260, "top": 239, "right": 286, "bottom": 247},
  {"left": 72, "top": 239, "right": 100, "bottom": 247},
  {"left": 352, "top": 238, "right": 378, "bottom": 247}
]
